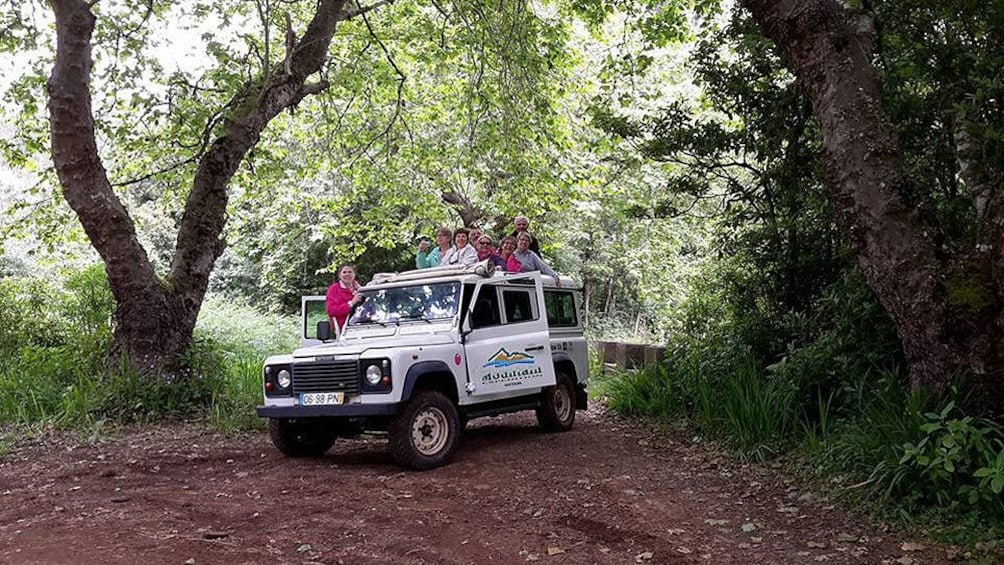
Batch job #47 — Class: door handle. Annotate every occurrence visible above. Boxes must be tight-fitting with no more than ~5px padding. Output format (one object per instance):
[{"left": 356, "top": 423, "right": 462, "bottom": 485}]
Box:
[{"left": 526, "top": 345, "right": 544, "bottom": 351}]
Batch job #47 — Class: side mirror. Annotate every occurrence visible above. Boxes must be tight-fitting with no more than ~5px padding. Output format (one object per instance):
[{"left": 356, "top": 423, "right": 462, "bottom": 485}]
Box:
[{"left": 317, "top": 320, "right": 331, "bottom": 341}]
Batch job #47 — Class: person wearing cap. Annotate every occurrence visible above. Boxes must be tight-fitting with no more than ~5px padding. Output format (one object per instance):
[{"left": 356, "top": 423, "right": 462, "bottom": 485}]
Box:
[{"left": 509, "top": 215, "right": 540, "bottom": 255}]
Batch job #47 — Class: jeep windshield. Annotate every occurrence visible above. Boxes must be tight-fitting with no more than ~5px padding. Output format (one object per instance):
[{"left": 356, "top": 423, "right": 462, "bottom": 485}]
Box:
[{"left": 347, "top": 282, "right": 461, "bottom": 326}]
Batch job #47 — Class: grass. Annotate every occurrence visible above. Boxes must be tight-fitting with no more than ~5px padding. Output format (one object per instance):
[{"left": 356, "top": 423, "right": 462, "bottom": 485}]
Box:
[
  {"left": 596, "top": 355, "right": 1004, "bottom": 548},
  {"left": 0, "top": 293, "right": 298, "bottom": 434}
]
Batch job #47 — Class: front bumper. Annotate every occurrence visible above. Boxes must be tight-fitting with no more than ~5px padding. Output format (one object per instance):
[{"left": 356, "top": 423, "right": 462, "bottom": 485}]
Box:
[{"left": 256, "top": 403, "right": 400, "bottom": 418}]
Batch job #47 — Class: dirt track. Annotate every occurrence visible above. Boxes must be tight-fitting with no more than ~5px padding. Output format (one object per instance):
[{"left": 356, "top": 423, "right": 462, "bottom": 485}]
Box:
[{"left": 0, "top": 406, "right": 962, "bottom": 564}]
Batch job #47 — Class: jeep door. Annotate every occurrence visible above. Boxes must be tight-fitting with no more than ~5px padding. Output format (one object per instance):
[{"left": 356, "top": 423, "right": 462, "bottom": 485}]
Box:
[
  {"left": 462, "top": 273, "right": 556, "bottom": 396},
  {"left": 299, "top": 295, "right": 328, "bottom": 347}
]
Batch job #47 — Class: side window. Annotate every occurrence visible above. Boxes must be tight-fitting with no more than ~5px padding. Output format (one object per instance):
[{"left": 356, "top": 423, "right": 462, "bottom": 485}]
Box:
[
  {"left": 502, "top": 289, "right": 536, "bottom": 323},
  {"left": 543, "top": 291, "right": 577, "bottom": 327},
  {"left": 471, "top": 286, "right": 502, "bottom": 328},
  {"left": 304, "top": 299, "right": 328, "bottom": 339}
]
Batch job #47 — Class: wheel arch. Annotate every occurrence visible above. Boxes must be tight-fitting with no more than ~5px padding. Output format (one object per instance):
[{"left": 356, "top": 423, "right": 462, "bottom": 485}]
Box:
[
  {"left": 401, "top": 361, "right": 460, "bottom": 405},
  {"left": 553, "top": 355, "right": 586, "bottom": 410}
]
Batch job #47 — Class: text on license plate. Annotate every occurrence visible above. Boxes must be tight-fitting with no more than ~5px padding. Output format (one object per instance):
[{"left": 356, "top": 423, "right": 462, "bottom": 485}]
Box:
[{"left": 300, "top": 392, "right": 344, "bottom": 406}]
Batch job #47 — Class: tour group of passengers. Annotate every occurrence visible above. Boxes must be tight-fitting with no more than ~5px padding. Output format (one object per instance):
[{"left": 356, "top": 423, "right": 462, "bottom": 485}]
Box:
[{"left": 326, "top": 215, "right": 561, "bottom": 332}]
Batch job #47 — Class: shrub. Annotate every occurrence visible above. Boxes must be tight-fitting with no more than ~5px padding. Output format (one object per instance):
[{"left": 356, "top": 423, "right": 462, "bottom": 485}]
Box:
[
  {"left": 0, "top": 269, "right": 297, "bottom": 431},
  {"left": 897, "top": 401, "right": 1004, "bottom": 512}
]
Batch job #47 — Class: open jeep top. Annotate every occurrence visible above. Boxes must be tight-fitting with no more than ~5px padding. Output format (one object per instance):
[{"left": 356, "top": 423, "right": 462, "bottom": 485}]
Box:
[{"left": 300, "top": 261, "right": 578, "bottom": 346}]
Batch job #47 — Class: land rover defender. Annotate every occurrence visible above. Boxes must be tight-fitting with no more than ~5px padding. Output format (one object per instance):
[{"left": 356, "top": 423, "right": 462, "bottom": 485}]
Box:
[{"left": 256, "top": 262, "right": 588, "bottom": 470}]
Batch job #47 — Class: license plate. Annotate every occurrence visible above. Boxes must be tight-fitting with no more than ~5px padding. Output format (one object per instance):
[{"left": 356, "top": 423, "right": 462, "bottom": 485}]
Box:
[{"left": 299, "top": 392, "right": 344, "bottom": 406}]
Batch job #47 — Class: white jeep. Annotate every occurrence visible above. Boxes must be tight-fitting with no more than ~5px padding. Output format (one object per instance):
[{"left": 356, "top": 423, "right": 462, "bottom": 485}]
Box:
[{"left": 256, "top": 262, "right": 589, "bottom": 470}]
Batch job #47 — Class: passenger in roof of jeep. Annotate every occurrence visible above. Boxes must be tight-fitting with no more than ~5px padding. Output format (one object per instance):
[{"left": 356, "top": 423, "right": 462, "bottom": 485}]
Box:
[
  {"left": 440, "top": 227, "right": 479, "bottom": 266},
  {"left": 469, "top": 226, "right": 484, "bottom": 246},
  {"left": 513, "top": 232, "right": 561, "bottom": 286},
  {"left": 416, "top": 227, "right": 453, "bottom": 268},
  {"left": 509, "top": 215, "right": 540, "bottom": 256},
  {"left": 497, "top": 236, "right": 523, "bottom": 273},
  {"left": 475, "top": 234, "right": 505, "bottom": 269}
]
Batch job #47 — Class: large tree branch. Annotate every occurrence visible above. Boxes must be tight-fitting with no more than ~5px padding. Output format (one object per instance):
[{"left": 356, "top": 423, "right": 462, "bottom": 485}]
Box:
[
  {"left": 337, "top": 0, "right": 395, "bottom": 22},
  {"left": 47, "top": 0, "right": 159, "bottom": 302},
  {"left": 168, "top": 0, "right": 347, "bottom": 292}
]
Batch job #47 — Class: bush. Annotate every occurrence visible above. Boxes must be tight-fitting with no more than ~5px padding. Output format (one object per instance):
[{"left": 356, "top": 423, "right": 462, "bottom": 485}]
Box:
[
  {"left": 0, "top": 268, "right": 297, "bottom": 431},
  {"left": 897, "top": 401, "right": 1004, "bottom": 512}
]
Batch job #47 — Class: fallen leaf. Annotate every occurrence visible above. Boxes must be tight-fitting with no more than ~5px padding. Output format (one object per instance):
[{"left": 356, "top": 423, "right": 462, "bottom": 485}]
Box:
[
  {"left": 807, "top": 541, "right": 827, "bottom": 549},
  {"left": 636, "top": 551, "right": 655, "bottom": 561},
  {"left": 836, "top": 533, "right": 858, "bottom": 542},
  {"left": 751, "top": 537, "right": 763, "bottom": 544},
  {"left": 599, "top": 547, "right": 611, "bottom": 554},
  {"left": 896, "top": 558, "right": 915, "bottom": 565},
  {"left": 704, "top": 518, "right": 729, "bottom": 526},
  {"left": 547, "top": 547, "right": 564, "bottom": 556},
  {"left": 741, "top": 522, "right": 757, "bottom": 533},
  {"left": 676, "top": 547, "right": 692, "bottom": 555},
  {"left": 297, "top": 544, "right": 312, "bottom": 554},
  {"left": 900, "top": 542, "right": 925, "bottom": 552},
  {"left": 184, "top": 559, "right": 196, "bottom": 565}
]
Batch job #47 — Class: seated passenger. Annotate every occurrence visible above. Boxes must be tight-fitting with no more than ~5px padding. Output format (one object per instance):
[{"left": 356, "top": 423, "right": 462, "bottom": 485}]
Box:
[
  {"left": 497, "top": 236, "right": 522, "bottom": 273},
  {"left": 513, "top": 232, "right": 560, "bottom": 286},
  {"left": 440, "top": 227, "right": 478, "bottom": 266},
  {"left": 416, "top": 227, "right": 453, "bottom": 268}
]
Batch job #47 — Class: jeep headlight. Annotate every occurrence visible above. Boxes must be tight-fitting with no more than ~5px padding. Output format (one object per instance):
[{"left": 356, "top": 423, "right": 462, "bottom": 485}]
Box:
[
  {"left": 277, "top": 369, "right": 291, "bottom": 389},
  {"left": 364, "top": 364, "right": 382, "bottom": 385}
]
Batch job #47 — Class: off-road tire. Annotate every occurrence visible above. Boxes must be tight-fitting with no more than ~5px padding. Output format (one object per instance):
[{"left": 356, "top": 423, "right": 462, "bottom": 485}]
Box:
[
  {"left": 268, "top": 418, "right": 338, "bottom": 457},
  {"left": 389, "top": 390, "right": 460, "bottom": 470},
  {"left": 536, "top": 371, "right": 576, "bottom": 432}
]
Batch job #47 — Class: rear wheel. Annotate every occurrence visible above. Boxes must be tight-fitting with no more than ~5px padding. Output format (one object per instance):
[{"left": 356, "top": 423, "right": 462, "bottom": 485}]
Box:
[
  {"left": 389, "top": 390, "right": 460, "bottom": 470},
  {"left": 268, "top": 418, "right": 338, "bottom": 457},
  {"left": 536, "top": 371, "right": 576, "bottom": 432}
]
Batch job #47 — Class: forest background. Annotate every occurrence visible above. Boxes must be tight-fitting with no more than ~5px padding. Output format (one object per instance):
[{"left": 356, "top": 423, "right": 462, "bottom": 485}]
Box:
[{"left": 2, "top": 0, "right": 1003, "bottom": 547}]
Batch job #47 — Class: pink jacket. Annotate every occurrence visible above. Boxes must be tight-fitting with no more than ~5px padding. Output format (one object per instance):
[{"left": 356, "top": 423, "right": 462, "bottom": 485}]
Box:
[{"left": 326, "top": 282, "right": 356, "bottom": 329}]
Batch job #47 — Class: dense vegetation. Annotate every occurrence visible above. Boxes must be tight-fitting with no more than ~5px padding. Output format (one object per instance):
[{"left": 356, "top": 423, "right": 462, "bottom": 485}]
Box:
[{"left": 2, "top": 0, "right": 1002, "bottom": 546}]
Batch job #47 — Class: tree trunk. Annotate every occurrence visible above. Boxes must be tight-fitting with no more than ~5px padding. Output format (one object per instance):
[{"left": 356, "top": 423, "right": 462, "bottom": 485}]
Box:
[
  {"left": 48, "top": 0, "right": 346, "bottom": 373},
  {"left": 741, "top": 0, "right": 1003, "bottom": 400}
]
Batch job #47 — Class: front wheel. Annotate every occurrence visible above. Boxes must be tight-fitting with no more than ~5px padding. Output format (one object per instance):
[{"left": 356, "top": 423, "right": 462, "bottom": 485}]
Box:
[
  {"left": 389, "top": 390, "right": 460, "bottom": 470},
  {"left": 536, "top": 372, "right": 576, "bottom": 432},
  {"left": 268, "top": 418, "right": 338, "bottom": 457}
]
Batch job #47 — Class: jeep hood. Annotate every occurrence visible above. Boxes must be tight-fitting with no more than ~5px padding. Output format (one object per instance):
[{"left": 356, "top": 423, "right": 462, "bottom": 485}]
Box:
[{"left": 292, "top": 333, "right": 456, "bottom": 358}]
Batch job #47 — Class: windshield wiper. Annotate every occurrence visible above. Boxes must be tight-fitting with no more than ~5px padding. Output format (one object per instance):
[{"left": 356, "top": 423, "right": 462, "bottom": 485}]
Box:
[
  {"left": 398, "top": 315, "right": 432, "bottom": 324},
  {"left": 353, "top": 319, "right": 388, "bottom": 327}
]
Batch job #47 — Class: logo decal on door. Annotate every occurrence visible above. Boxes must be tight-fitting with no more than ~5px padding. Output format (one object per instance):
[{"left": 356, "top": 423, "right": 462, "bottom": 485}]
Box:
[{"left": 483, "top": 348, "right": 535, "bottom": 368}]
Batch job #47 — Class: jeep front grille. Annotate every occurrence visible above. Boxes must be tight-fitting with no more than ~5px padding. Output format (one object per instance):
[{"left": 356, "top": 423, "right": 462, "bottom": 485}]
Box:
[{"left": 291, "top": 360, "right": 359, "bottom": 394}]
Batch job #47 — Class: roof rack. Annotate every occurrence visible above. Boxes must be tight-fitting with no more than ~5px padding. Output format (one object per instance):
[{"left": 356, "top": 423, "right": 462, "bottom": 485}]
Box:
[{"left": 370, "top": 259, "right": 496, "bottom": 285}]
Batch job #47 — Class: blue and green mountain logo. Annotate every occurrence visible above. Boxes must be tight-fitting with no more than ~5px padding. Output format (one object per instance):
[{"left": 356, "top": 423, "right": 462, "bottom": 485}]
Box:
[{"left": 483, "top": 348, "right": 535, "bottom": 368}]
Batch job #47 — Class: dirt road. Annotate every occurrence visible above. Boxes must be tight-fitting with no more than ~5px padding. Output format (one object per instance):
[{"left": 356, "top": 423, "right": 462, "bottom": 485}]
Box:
[{"left": 0, "top": 406, "right": 958, "bottom": 564}]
